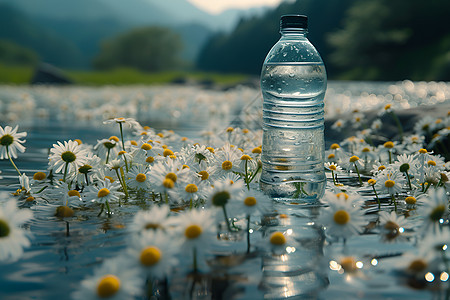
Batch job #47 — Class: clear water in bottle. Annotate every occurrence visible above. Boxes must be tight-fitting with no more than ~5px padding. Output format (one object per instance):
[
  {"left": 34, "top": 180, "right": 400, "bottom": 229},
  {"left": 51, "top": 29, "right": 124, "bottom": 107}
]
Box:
[{"left": 260, "top": 17, "right": 327, "bottom": 201}]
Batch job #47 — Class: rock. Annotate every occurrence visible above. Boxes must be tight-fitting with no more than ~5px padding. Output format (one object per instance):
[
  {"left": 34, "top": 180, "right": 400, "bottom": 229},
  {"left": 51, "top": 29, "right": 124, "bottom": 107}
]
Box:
[{"left": 31, "top": 63, "right": 73, "bottom": 85}]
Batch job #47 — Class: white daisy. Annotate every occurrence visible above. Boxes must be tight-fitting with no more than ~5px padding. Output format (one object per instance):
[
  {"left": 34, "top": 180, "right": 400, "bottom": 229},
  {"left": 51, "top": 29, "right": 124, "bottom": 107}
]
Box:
[
  {"left": 317, "top": 197, "right": 366, "bottom": 240},
  {"left": 0, "top": 125, "right": 27, "bottom": 159},
  {"left": 0, "top": 197, "right": 33, "bottom": 262},
  {"left": 375, "top": 169, "right": 405, "bottom": 196},
  {"left": 170, "top": 209, "right": 216, "bottom": 271},
  {"left": 126, "top": 164, "right": 151, "bottom": 190},
  {"left": 418, "top": 188, "right": 448, "bottom": 235},
  {"left": 84, "top": 179, "right": 124, "bottom": 205},
  {"left": 210, "top": 143, "right": 241, "bottom": 178},
  {"left": 128, "top": 205, "right": 173, "bottom": 234},
  {"left": 48, "top": 140, "right": 89, "bottom": 177},
  {"left": 378, "top": 211, "right": 412, "bottom": 243},
  {"left": 72, "top": 255, "right": 143, "bottom": 300},
  {"left": 125, "top": 229, "right": 180, "bottom": 279}
]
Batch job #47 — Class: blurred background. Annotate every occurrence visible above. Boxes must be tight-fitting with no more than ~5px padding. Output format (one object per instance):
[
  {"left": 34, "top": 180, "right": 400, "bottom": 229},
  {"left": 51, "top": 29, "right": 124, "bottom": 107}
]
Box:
[{"left": 0, "top": 0, "right": 449, "bottom": 84}]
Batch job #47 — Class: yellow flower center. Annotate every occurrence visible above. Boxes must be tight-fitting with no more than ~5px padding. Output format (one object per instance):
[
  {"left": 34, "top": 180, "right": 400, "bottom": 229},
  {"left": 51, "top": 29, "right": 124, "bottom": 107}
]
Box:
[
  {"left": 244, "top": 196, "right": 257, "bottom": 207},
  {"left": 182, "top": 164, "right": 190, "bottom": 169},
  {"left": 252, "top": 147, "right": 262, "bottom": 154},
  {"left": 328, "top": 165, "right": 337, "bottom": 171},
  {"left": 408, "top": 259, "right": 428, "bottom": 273},
  {"left": 185, "top": 224, "right": 202, "bottom": 239},
  {"left": 198, "top": 171, "right": 209, "bottom": 181},
  {"left": 97, "top": 188, "right": 110, "bottom": 198},
  {"left": 240, "top": 154, "right": 252, "bottom": 161},
  {"left": 26, "top": 196, "right": 35, "bottom": 202},
  {"left": 333, "top": 210, "right": 350, "bottom": 225},
  {"left": 378, "top": 165, "right": 386, "bottom": 171},
  {"left": 109, "top": 136, "right": 120, "bottom": 142},
  {"left": 383, "top": 141, "right": 394, "bottom": 149},
  {"left": 136, "top": 173, "right": 147, "bottom": 182},
  {"left": 349, "top": 155, "right": 359, "bottom": 163},
  {"left": 362, "top": 147, "right": 370, "bottom": 153},
  {"left": 163, "top": 178, "right": 174, "bottom": 189},
  {"left": 104, "top": 176, "right": 115, "bottom": 183},
  {"left": 61, "top": 151, "right": 76, "bottom": 163},
  {"left": 419, "top": 148, "right": 428, "bottom": 154},
  {"left": 222, "top": 160, "right": 233, "bottom": 170},
  {"left": 68, "top": 190, "right": 81, "bottom": 197},
  {"left": 130, "top": 140, "right": 137, "bottom": 146},
  {"left": 384, "top": 180, "right": 395, "bottom": 188},
  {"left": 368, "top": 179, "right": 377, "bottom": 185},
  {"left": 206, "top": 147, "right": 215, "bottom": 153},
  {"left": 270, "top": 232, "right": 286, "bottom": 245},
  {"left": 429, "top": 205, "right": 445, "bottom": 222},
  {"left": 118, "top": 150, "right": 126, "bottom": 156},
  {"left": 165, "top": 172, "right": 177, "bottom": 183},
  {"left": 140, "top": 246, "right": 162, "bottom": 266},
  {"left": 226, "top": 127, "right": 234, "bottom": 132},
  {"left": 328, "top": 153, "right": 336, "bottom": 159},
  {"left": 185, "top": 184, "right": 198, "bottom": 193},
  {"left": 33, "top": 171, "right": 46, "bottom": 181},
  {"left": 427, "top": 160, "right": 436, "bottom": 166},
  {"left": 0, "top": 134, "right": 14, "bottom": 146},
  {"left": 340, "top": 257, "right": 357, "bottom": 272},
  {"left": 384, "top": 104, "right": 391, "bottom": 110},
  {"left": 55, "top": 206, "right": 74, "bottom": 218},
  {"left": 146, "top": 156, "right": 154, "bottom": 164},
  {"left": 157, "top": 133, "right": 164, "bottom": 138},
  {"left": 97, "top": 275, "right": 121, "bottom": 298},
  {"left": 163, "top": 149, "right": 174, "bottom": 157},
  {"left": 330, "top": 143, "right": 340, "bottom": 150},
  {"left": 0, "top": 219, "right": 11, "bottom": 237},
  {"left": 405, "top": 196, "right": 416, "bottom": 205},
  {"left": 141, "top": 143, "right": 152, "bottom": 150}
]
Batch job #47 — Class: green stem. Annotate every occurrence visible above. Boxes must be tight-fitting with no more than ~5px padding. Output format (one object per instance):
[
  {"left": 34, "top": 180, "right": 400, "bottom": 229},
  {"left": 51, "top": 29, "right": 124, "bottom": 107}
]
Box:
[
  {"left": 331, "top": 170, "right": 337, "bottom": 185},
  {"left": 244, "top": 160, "right": 250, "bottom": 190},
  {"left": 388, "top": 150, "right": 392, "bottom": 165},
  {"left": 114, "top": 168, "right": 128, "bottom": 201},
  {"left": 405, "top": 170, "right": 412, "bottom": 190},
  {"left": 6, "top": 146, "right": 21, "bottom": 176},
  {"left": 119, "top": 167, "right": 129, "bottom": 199},
  {"left": 105, "top": 200, "right": 111, "bottom": 214},
  {"left": 63, "top": 162, "right": 69, "bottom": 182},
  {"left": 391, "top": 194, "right": 397, "bottom": 212},
  {"left": 354, "top": 163, "right": 363, "bottom": 186},
  {"left": 85, "top": 173, "right": 90, "bottom": 186},
  {"left": 193, "top": 247, "right": 198, "bottom": 273},
  {"left": 246, "top": 215, "right": 251, "bottom": 254},
  {"left": 248, "top": 164, "right": 261, "bottom": 183},
  {"left": 119, "top": 123, "right": 129, "bottom": 172},
  {"left": 222, "top": 205, "right": 232, "bottom": 232},
  {"left": 106, "top": 148, "right": 111, "bottom": 164},
  {"left": 372, "top": 185, "right": 380, "bottom": 209}
]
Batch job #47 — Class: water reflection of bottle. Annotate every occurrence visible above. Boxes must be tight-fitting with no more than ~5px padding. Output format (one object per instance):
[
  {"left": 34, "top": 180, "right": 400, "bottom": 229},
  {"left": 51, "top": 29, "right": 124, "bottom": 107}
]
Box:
[
  {"left": 260, "top": 15, "right": 327, "bottom": 201},
  {"left": 260, "top": 202, "right": 328, "bottom": 298}
]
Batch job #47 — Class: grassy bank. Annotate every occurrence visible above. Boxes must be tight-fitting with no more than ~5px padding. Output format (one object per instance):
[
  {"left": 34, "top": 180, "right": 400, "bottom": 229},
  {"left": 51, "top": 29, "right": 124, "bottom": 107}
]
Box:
[{"left": 0, "top": 64, "right": 251, "bottom": 86}]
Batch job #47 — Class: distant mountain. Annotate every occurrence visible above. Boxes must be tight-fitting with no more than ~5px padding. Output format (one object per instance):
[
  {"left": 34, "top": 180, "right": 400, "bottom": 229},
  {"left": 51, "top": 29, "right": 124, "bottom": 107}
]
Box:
[
  {"left": 0, "top": 0, "right": 272, "bottom": 69},
  {"left": 0, "top": 4, "right": 84, "bottom": 68}
]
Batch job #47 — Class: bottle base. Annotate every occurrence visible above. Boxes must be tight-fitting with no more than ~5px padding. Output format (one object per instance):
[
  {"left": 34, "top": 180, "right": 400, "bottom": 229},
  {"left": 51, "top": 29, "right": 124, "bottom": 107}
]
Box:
[{"left": 259, "top": 178, "right": 325, "bottom": 204}]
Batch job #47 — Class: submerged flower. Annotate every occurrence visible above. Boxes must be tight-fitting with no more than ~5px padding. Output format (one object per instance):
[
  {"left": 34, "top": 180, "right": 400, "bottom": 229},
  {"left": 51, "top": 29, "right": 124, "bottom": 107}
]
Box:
[
  {"left": 0, "top": 198, "right": 33, "bottom": 261},
  {"left": 418, "top": 188, "right": 448, "bottom": 234},
  {"left": 317, "top": 197, "right": 366, "bottom": 240},
  {"left": 378, "top": 211, "right": 412, "bottom": 243},
  {"left": 0, "top": 125, "right": 27, "bottom": 159},
  {"left": 125, "top": 229, "right": 180, "bottom": 279},
  {"left": 128, "top": 205, "right": 172, "bottom": 234},
  {"left": 72, "top": 255, "right": 143, "bottom": 300}
]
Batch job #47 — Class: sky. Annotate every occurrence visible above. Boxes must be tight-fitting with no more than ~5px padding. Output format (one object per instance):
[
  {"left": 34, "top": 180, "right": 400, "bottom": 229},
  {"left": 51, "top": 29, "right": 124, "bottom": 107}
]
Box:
[{"left": 187, "top": 0, "right": 285, "bottom": 14}]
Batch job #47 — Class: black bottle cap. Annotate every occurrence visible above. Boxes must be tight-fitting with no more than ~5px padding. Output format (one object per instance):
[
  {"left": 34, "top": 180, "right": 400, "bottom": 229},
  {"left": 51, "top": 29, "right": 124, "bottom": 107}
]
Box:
[{"left": 280, "top": 15, "right": 308, "bottom": 30}]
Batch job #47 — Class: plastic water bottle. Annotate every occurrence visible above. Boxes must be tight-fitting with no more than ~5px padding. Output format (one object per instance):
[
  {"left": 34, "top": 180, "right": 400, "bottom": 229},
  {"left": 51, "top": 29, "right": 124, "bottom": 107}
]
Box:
[{"left": 260, "top": 15, "right": 327, "bottom": 201}]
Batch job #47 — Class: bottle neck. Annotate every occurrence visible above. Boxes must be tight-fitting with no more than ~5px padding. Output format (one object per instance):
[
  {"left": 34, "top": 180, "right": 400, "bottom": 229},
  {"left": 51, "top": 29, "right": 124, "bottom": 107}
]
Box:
[{"left": 280, "top": 28, "right": 308, "bottom": 38}]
